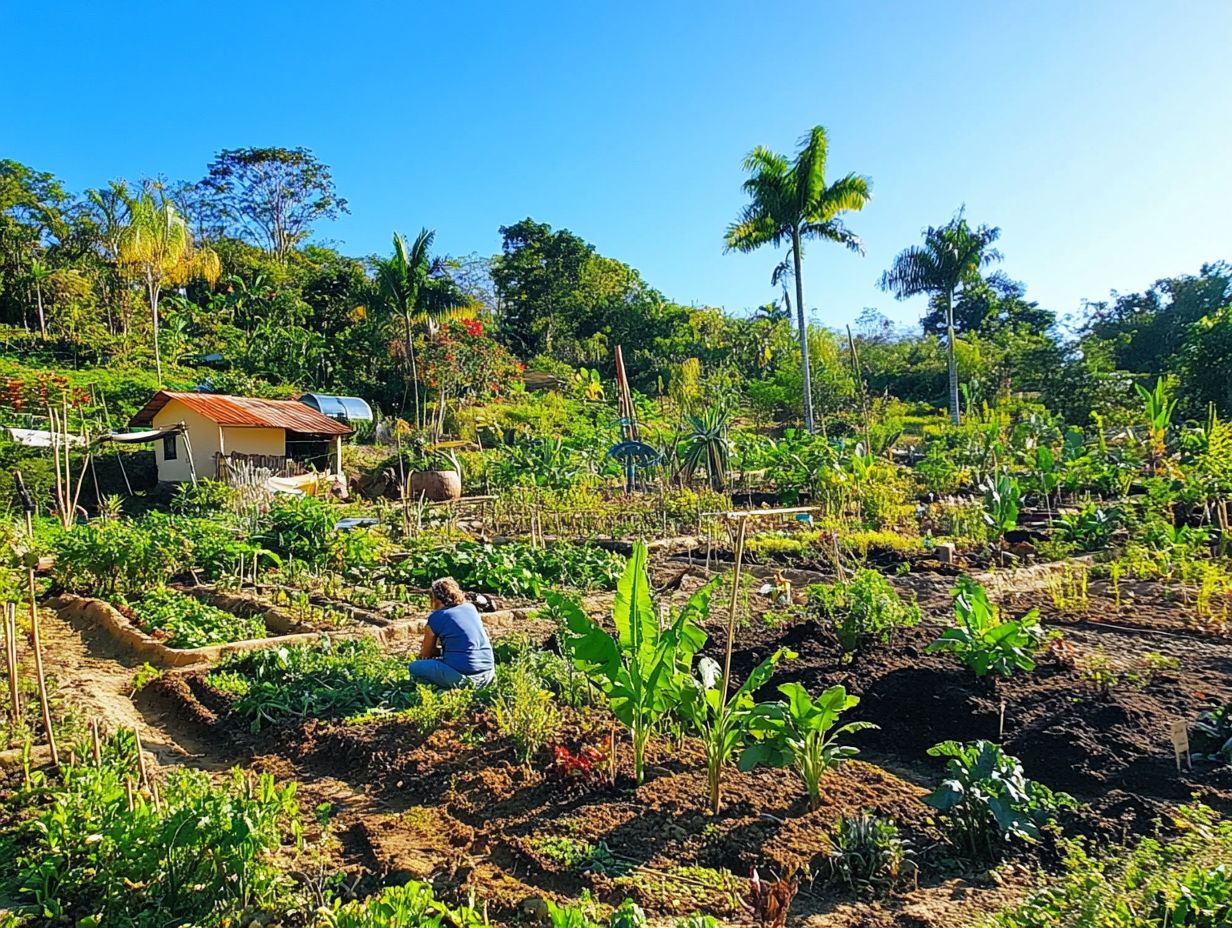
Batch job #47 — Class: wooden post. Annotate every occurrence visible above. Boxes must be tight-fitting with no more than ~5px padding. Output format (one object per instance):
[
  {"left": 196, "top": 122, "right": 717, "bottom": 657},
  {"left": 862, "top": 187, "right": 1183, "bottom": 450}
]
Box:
[
  {"left": 91, "top": 717, "right": 103, "bottom": 765},
  {"left": 27, "top": 567, "right": 58, "bottom": 768},
  {"left": 134, "top": 727, "right": 150, "bottom": 791},
  {"left": 719, "top": 517, "right": 749, "bottom": 708}
]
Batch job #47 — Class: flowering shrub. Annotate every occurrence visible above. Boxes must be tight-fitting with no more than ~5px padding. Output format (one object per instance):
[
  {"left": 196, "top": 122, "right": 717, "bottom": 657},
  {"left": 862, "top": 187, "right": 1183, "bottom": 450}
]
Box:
[{"left": 419, "top": 319, "right": 521, "bottom": 403}]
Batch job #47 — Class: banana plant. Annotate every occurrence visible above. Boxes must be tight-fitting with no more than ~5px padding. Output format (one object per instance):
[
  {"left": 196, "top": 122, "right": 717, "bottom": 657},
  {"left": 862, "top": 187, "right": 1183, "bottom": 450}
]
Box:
[
  {"left": 559, "top": 541, "right": 708, "bottom": 784},
  {"left": 741, "top": 683, "right": 877, "bottom": 810},
  {"left": 679, "top": 646, "right": 794, "bottom": 815},
  {"left": 1135, "top": 376, "right": 1177, "bottom": 475}
]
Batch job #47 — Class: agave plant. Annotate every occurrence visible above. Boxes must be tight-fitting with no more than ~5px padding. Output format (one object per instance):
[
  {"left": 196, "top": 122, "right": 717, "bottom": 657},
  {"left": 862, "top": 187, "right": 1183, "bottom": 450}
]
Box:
[{"left": 682, "top": 403, "right": 732, "bottom": 491}]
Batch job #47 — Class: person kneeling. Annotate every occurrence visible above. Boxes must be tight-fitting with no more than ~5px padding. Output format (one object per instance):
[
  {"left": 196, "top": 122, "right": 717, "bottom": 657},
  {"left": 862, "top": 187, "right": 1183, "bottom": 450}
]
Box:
[{"left": 409, "top": 577, "right": 495, "bottom": 689}]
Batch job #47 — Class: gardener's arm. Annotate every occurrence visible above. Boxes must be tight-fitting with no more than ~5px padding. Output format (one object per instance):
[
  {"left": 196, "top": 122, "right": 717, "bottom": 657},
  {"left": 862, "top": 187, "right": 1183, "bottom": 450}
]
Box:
[{"left": 418, "top": 626, "right": 439, "bottom": 660}]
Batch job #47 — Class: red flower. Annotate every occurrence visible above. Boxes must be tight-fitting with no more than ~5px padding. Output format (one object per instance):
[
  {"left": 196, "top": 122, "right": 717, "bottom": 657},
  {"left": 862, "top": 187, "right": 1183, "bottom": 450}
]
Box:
[{"left": 462, "top": 318, "right": 484, "bottom": 338}]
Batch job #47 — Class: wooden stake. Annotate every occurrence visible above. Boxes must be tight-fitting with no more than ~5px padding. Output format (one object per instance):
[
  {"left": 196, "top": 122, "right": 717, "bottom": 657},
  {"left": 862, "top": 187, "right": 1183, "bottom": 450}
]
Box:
[
  {"left": 134, "top": 727, "right": 150, "bottom": 790},
  {"left": 719, "top": 517, "right": 750, "bottom": 710},
  {"left": 91, "top": 717, "right": 103, "bottom": 765},
  {"left": 27, "top": 568, "right": 58, "bottom": 769},
  {"left": 4, "top": 603, "right": 19, "bottom": 724}
]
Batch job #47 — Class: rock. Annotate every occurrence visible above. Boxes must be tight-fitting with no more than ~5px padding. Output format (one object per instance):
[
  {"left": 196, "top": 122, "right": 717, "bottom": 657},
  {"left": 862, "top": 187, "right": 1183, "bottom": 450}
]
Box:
[
  {"left": 936, "top": 542, "right": 958, "bottom": 565},
  {"left": 519, "top": 896, "right": 550, "bottom": 920}
]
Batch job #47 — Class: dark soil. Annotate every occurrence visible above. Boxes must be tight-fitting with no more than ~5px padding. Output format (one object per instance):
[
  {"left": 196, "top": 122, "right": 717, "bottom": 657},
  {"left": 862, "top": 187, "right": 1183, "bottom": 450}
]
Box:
[{"left": 710, "top": 587, "right": 1232, "bottom": 840}]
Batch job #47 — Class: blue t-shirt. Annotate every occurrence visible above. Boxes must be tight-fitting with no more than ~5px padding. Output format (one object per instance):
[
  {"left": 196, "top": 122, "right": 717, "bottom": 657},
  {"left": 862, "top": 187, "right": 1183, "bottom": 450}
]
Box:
[{"left": 428, "top": 602, "right": 494, "bottom": 674}]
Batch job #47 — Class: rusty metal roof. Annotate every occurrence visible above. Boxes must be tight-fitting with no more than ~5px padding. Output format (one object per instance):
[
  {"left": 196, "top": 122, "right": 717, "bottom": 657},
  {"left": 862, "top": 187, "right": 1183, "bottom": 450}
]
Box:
[{"left": 129, "top": 391, "right": 353, "bottom": 435}]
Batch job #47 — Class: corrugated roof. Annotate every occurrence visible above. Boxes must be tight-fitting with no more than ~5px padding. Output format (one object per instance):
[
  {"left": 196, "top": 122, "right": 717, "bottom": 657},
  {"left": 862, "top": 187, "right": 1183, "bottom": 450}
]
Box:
[{"left": 129, "top": 391, "right": 353, "bottom": 435}]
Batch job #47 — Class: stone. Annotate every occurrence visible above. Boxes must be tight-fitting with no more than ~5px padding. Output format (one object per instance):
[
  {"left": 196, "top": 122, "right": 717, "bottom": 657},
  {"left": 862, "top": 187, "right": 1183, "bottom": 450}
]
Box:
[{"left": 935, "top": 542, "right": 958, "bottom": 565}]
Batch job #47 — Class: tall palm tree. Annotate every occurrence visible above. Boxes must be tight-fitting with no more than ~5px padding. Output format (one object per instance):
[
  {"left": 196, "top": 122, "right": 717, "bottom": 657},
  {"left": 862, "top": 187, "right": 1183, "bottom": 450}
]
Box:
[
  {"left": 725, "top": 126, "right": 871, "bottom": 433},
  {"left": 118, "top": 193, "right": 220, "bottom": 385},
  {"left": 27, "top": 258, "right": 49, "bottom": 338},
  {"left": 376, "top": 230, "right": 470, "bottom": 428},
  {"left": 879, "top": 212, "right": 1002, "bottom": 424}
]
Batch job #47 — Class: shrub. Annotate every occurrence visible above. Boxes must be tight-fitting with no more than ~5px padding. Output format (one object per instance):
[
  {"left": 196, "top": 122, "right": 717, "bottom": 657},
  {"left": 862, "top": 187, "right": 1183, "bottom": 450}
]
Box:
[
  {"left": 170, "top": 479, "right": 238, "bottom": 516},
  {"left": 258, "top": 494, "right": 335, "bottom": 565},
  {"left": 809, "top": 570, "right": 921, "bottom": 659},
  {"left": 924, "top": 740, "right": 1076, "bottom": 860},
  {"left": 0, "top": 734, "right": 304, "bottom": 927},
  {"left": 55, "top": 515, "right": 191, "bottom": 596},
  {"left": 927, "top": 578, "right": 1047, "bottom": 679},
  {"left": 978, "top": 805, "right": 1232, "bottom": 928},
  {"left": 492, "top": 658, "right": 562, "bottom": 765}
]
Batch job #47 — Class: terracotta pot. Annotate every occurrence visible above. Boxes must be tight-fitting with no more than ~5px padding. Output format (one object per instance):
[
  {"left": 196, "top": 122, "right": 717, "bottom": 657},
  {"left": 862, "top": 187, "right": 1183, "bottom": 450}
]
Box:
[{"left": 409, "top": 469, "right": 462, "bottom": 502}]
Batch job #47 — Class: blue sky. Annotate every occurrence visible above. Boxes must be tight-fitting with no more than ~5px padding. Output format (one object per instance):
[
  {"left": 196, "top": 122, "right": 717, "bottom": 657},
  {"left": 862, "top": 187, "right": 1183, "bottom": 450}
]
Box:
[{"left": 3, "top": 1, "right": 1229, "bottom": 330}]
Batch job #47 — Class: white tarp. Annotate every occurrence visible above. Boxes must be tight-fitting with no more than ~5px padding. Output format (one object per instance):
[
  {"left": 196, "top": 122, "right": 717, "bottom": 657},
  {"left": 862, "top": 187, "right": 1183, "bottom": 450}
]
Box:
[
  {"left": 99, "top": 426, "right": 184, "bottom": 443},
  {"left": 3, "top": 427, "right": 84, "bottom": 448}
]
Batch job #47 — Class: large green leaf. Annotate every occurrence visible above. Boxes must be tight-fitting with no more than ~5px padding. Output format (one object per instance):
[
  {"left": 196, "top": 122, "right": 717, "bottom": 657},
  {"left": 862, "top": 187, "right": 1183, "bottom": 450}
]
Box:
[{"left": 613, "top": 541, "right": 655, "bottom": 659}]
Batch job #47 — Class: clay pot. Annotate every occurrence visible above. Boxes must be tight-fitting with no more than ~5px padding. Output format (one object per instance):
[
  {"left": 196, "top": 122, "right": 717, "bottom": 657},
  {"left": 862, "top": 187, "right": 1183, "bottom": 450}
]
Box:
[{"left": 409, "top": 469, "right": 462, "bottom": 502}]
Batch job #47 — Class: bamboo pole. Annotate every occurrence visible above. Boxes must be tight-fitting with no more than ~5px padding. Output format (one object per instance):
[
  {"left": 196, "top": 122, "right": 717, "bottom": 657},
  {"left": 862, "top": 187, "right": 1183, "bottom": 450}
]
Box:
[
  {"left": 718, "top": 517, "right": 750, "bottom": 708},
  {"left": 27, "top": 567, "right": 58, "bottom": 768},
  {"left": 134, "top": 727, "right": 150, "bottom": 790},
  {"left": 4, "top": 603, "right": 19, "bottom": 724}
]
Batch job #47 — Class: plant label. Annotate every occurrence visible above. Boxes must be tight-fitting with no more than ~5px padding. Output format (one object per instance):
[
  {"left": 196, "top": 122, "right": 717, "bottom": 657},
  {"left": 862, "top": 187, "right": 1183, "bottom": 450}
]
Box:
[{"left": 1169, "top": 719, "right": 1191, "bottom": 772}]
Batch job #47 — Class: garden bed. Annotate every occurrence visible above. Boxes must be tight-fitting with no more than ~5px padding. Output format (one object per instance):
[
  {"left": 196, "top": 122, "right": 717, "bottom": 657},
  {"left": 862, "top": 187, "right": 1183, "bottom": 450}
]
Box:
[
  {"left": 713, "top": 606, "right": 1232, "bottom": 836},
  {"left": 49, "top": 588, "right": 591, "bottom": 668},
  {"left": 140, "top": 678, "right": 971, "bottom": 921}
]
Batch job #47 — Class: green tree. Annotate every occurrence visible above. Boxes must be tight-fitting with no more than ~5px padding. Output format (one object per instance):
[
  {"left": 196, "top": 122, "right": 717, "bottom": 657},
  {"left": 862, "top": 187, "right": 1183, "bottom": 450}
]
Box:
[
  {"left": 0, "top": 160, "right": 70, "bottom": 331},
  {"left": 880, "top": 211, "right": 1003, "bottom": 424},
  {"left": 1178, "top": 303, "right": 1232, "bottom": 416},
  {"left": 725, "top": 126, "right": 871, "bottom": 433},
  {"left": 119, "top": 192, "right": 221, "bottom": 384},
  {"left": 375, "top": 230, "right": 469, "bottom": 427},
  {"left": 197, "top": 147, "right": 348, "bottom": 262},
  {"left": 922, "top": 274, "right": 1054, "bottom": 336},
  {"left": 491, "top": 218, "right": 595, "bottom": 359}
]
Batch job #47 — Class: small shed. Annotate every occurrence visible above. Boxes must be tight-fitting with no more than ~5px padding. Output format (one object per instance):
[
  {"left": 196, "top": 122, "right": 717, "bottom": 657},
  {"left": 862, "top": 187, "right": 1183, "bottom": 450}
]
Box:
[{"left": 129, "top": 391, "right": 353, "bottom": 484}]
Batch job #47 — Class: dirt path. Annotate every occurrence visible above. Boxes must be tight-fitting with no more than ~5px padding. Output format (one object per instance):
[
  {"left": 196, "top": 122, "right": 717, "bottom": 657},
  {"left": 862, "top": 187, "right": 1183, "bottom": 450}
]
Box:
[{"left": 29, "top": 605, "right": 232, "bottom": 770}]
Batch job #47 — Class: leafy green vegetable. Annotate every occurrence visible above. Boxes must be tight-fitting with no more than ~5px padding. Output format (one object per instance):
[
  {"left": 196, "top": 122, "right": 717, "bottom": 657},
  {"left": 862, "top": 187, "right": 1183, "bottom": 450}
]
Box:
[
  {"left": 390, "top": 539, "right": 622, "bottom": 599},
  {"left": 119, "top": 587, "right": 265, "bottom": 649},
  {"left": 924, "top": 739, "right": 1076, "bottom": 860},
  {"left": 742, "top": 683, "right": 877, "bottom": 810},
  {"left": 927, "top": 577, "right": 1046, "bottom": 678}
]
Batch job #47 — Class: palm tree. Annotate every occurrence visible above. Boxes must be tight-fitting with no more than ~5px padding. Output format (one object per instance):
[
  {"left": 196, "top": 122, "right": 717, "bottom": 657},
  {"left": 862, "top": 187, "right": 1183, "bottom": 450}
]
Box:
[
  {"left": 27, "top": 258, "right": 49, "bottom": 338},
  {"left": 376, "top": 230, "right": 470, "bottom": 428},
  {"left": 119, "top": 193, "right": 220, "bottom": 385},
  {"left": 879, "top": 212, "right": 1002, "bottom": 424},
  {"left": 725, "top": 126, "right": 871, "bottom": 433}
]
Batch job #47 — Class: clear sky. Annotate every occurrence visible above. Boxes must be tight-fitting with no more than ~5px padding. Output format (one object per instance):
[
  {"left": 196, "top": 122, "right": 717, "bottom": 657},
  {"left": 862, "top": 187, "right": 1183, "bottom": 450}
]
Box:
[{"left": 3, "top": 1, "right": 1229, "bottom": 330}]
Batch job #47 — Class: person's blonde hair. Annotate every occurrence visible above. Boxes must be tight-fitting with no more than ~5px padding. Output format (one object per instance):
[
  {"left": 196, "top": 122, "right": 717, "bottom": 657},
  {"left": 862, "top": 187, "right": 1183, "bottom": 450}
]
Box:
[{"left": 430, "top": 577, "right": 465, "bottom": 607}]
